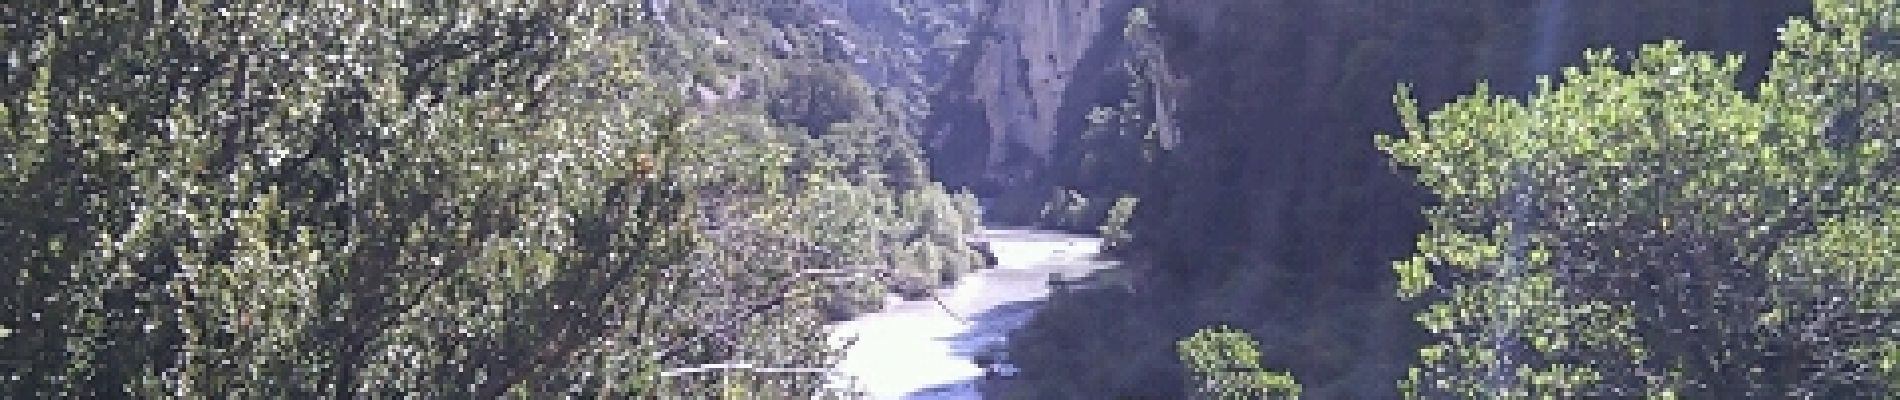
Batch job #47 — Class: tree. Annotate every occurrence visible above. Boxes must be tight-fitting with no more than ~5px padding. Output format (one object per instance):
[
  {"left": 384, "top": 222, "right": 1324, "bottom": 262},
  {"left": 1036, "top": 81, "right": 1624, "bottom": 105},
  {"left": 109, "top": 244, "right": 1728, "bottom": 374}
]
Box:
[
  {"left": 1383, "top": 0, "right": 1898, "bottom": 397},
  {"left": 0, "top": 0, "right": 984, "bottom": 398},
  {"left": 1177, "top": 326, "right": 1302, "bottom": 399}
]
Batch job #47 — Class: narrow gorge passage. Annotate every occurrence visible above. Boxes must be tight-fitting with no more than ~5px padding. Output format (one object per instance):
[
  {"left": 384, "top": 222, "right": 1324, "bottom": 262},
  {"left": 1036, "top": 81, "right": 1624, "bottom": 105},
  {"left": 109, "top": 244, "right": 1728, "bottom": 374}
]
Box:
[{"left": 827, "top": 230, "right": 1121, "bottom": 399}]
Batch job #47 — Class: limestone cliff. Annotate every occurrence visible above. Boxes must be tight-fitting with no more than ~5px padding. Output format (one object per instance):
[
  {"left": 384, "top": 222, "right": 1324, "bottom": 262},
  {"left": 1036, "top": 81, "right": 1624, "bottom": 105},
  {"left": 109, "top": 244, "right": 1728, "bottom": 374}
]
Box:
[
  {"left": 975, "top": 0, "right": 1124, "bottom": 169},
  {"left": 927, "top": 0, "right": 1139, "bottom": 202}
]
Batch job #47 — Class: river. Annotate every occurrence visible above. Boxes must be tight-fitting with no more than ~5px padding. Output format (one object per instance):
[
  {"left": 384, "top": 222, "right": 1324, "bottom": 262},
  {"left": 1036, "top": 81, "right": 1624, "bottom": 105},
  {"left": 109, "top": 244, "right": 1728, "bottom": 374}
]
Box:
[{"left": 826, "top": 229, "right": 1120, "bottom": 399}]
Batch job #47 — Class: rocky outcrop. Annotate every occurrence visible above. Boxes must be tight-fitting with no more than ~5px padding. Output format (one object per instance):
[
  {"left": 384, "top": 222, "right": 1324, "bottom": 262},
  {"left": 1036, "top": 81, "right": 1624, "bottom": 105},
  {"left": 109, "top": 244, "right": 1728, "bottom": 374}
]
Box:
[
  {"left": 974, "top": 0, "right": 1127, "bottom": 168},
  {"left": 927, "top": 0, "right": 1139, "bottom": 199}
]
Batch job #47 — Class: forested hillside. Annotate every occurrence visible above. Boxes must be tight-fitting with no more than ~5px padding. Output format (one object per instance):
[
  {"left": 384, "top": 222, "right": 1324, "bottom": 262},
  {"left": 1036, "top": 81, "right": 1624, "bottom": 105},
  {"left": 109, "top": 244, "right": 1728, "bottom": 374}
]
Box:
[{"left": 0, "top": 1, "right": 985, "bottom": 397}]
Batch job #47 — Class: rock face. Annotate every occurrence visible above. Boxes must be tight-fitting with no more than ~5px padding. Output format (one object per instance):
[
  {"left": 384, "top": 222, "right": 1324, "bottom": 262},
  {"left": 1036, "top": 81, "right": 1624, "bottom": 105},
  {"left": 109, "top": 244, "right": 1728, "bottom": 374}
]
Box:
[
  {"left": 927, "top": 0, "right": 1138, "bottom": 198},
  {"left": 972, "top": 0, "right": 1122, "bottom": 170}
]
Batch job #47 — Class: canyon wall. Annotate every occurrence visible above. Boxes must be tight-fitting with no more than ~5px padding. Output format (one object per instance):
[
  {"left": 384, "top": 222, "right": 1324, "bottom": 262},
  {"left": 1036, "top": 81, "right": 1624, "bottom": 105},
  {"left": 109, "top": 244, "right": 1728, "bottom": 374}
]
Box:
[{"left": 926, "top": 0, "right": 1138, "bottom": 208}]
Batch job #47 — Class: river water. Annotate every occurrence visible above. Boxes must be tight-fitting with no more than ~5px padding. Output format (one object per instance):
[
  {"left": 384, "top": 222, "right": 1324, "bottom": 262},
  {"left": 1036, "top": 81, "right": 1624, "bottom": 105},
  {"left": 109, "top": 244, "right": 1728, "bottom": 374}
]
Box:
[{"left": 827, "top": 229, "right": 1119, "bottom": 399}]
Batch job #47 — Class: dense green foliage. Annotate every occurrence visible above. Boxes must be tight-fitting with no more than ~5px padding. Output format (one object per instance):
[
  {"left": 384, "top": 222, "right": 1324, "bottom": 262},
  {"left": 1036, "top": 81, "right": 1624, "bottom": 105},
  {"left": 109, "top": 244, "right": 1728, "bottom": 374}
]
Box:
[
  {"left": 1001, "top": 1, "right": 1812, "bottom": 398},
  {"left": 0, "top": 1, "right": 981, "bottom": 398},
  {"left": 1384, "top": 1, "right": 1899, "bottom": 397},
  {"left": 1176, "top": 325, "right": 1302, "bottom": 399},
  {"left": 7, "top": 0, "right": 1892, "bottom": 398}
]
